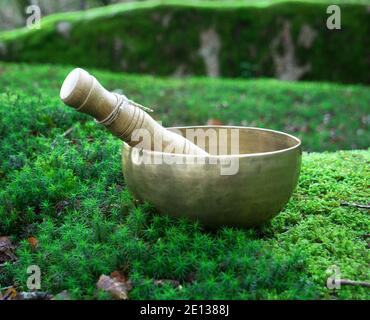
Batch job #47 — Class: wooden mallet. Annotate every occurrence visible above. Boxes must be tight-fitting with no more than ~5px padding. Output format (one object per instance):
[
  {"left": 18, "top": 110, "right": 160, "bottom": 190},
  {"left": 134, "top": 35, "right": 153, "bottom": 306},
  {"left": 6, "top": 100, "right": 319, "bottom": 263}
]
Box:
[{"left": 60, "top": 68, "right": 207, "bottom": 155}]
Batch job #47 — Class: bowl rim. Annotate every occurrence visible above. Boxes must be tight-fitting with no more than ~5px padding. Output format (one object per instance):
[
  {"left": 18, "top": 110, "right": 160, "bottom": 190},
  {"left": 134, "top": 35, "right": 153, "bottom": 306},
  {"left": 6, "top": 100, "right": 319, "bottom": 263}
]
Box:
[{"left": 123, "top": 125, "right": 301, "bottom": 159}]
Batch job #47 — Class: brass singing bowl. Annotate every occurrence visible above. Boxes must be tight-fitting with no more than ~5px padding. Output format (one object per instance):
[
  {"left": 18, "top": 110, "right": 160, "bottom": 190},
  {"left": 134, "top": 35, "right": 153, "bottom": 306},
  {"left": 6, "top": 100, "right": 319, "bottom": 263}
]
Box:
[{"left": 122, "top": 126, "right": 302, "bottom": 228}]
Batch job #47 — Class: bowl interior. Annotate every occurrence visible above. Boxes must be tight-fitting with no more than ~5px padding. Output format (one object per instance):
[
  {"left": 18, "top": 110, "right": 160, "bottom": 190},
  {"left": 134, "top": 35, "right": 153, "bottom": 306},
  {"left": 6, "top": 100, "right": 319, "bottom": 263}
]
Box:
[{"left": 168, "top": 126, "right": 300, "bottom": 156}]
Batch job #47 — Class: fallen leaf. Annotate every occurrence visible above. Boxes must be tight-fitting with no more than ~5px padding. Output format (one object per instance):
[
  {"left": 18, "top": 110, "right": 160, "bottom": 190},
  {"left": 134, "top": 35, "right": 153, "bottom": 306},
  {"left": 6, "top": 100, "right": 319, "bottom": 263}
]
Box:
[
  {"left": 97, "top": 273, "right": 132, "bottom": 300},
  {"left": 0, "top": 236, "right": 17, "bottom": 263},
  {"left": 207, "top": 118, "right": 223, "bottom": 126},
  {"left": 28, "top": 236, "right": 39, "bottom": 249},
  {"left": 110, "top": 270, "right": 129, "bottom": 282},
  {"left": 1, "top": 287, "right": 17, "bottom": 300}
]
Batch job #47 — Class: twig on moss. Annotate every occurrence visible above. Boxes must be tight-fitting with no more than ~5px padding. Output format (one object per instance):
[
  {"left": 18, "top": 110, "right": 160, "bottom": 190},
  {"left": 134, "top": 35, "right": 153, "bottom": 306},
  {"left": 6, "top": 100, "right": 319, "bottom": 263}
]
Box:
[
  {"left": 61, "top": 127, "right": 74, "bottom": 138},
  {"left": 340, "top": 202, "right": 370, "bottom": 210},
  {"left": 339, "top": 279, "right": 370, "bottom": 288},
  {"left": 51, "top": 126, "right": 74, "bottom": 149}
]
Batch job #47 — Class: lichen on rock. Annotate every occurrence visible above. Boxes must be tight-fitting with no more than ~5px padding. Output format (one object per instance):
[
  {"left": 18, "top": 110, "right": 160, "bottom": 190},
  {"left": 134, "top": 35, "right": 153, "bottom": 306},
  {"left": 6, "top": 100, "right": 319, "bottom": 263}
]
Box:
[{"left": 270, "top": 21, "right": 311, "bottom": 81}]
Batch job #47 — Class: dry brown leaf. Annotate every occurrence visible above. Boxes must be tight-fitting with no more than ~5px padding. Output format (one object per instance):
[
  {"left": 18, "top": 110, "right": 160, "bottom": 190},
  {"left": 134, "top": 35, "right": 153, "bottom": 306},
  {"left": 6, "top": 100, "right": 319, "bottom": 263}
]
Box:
[
  {"left": 110, "top": 270, "right": 129, "bottom": 283},
  {"left": 1, "top": 287, "right": 17, "bottom": 300},
  {"left": 97, "top": 273, "right": 132, "bottom": 300},
  {"left": 0, "top": 236, "right": 17, "bottom": 263},
  {"left": 207, "top": 118, "right": 223, "bottom": 126},
  {"left": 28, "top": 236, "right": 39, "bottom": 249}
]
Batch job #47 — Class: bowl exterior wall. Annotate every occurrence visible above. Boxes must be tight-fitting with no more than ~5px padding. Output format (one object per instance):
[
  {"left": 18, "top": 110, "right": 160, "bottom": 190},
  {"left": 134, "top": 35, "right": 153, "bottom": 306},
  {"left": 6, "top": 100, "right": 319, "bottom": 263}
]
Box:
[{"left": 121, "top": 127, "right": 301, "bottom": 228}]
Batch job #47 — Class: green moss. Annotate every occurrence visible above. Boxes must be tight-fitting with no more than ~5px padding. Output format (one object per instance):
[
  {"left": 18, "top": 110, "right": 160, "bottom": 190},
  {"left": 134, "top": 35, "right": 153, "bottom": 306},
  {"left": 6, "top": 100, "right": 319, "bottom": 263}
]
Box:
[
  {"left": 0, "top": 63, "right": 369, "bottom": 299},
  {"left": 0, "top": 0, "right": 369, "bottom": 83},
  {"left": 0, "top": 62, "right": 368, "bottom": 163}
]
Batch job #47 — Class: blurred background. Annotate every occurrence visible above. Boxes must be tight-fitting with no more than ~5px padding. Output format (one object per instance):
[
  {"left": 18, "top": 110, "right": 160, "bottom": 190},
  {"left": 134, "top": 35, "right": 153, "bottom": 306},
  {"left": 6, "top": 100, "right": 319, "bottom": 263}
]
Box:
[
  {"left": 1, "top": 0, "right": 369, "bottom": 83},
  {"left": 1, "top": 0, "right": 369, "bottom": 31}
]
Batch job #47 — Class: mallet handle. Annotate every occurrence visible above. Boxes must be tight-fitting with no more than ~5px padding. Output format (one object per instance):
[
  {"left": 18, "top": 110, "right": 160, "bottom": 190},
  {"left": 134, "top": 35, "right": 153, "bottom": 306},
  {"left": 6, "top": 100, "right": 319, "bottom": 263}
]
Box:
[{"left": 60, "top": 68, "right": 207, "bottom": 155}]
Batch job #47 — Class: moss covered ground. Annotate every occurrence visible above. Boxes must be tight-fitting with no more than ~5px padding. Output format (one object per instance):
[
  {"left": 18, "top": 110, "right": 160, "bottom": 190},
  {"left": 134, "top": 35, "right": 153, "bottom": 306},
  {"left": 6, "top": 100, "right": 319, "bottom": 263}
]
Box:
[{"left": 0, "top": 63, "right": 369, "bottom": 299}]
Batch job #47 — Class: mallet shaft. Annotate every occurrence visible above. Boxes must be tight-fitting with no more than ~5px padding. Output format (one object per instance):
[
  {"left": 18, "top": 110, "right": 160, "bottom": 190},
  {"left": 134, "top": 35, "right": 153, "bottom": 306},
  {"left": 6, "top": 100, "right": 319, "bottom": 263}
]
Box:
[{"left": 60, "top": 68, "right": 207, "bottom": 155}]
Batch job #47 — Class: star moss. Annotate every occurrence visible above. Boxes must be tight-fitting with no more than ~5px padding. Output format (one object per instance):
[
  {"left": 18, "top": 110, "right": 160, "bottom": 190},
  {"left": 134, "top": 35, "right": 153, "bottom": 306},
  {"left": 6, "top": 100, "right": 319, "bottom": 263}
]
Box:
[{"left": 0, "top": 63, "right": 368, "bottom": 299}]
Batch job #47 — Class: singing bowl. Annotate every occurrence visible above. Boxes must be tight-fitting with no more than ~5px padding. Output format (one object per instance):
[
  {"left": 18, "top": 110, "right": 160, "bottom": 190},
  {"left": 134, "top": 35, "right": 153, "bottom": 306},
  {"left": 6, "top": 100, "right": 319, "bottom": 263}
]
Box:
[{"left": 122, "top": 126, "right": 302, "bottom": 228}]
